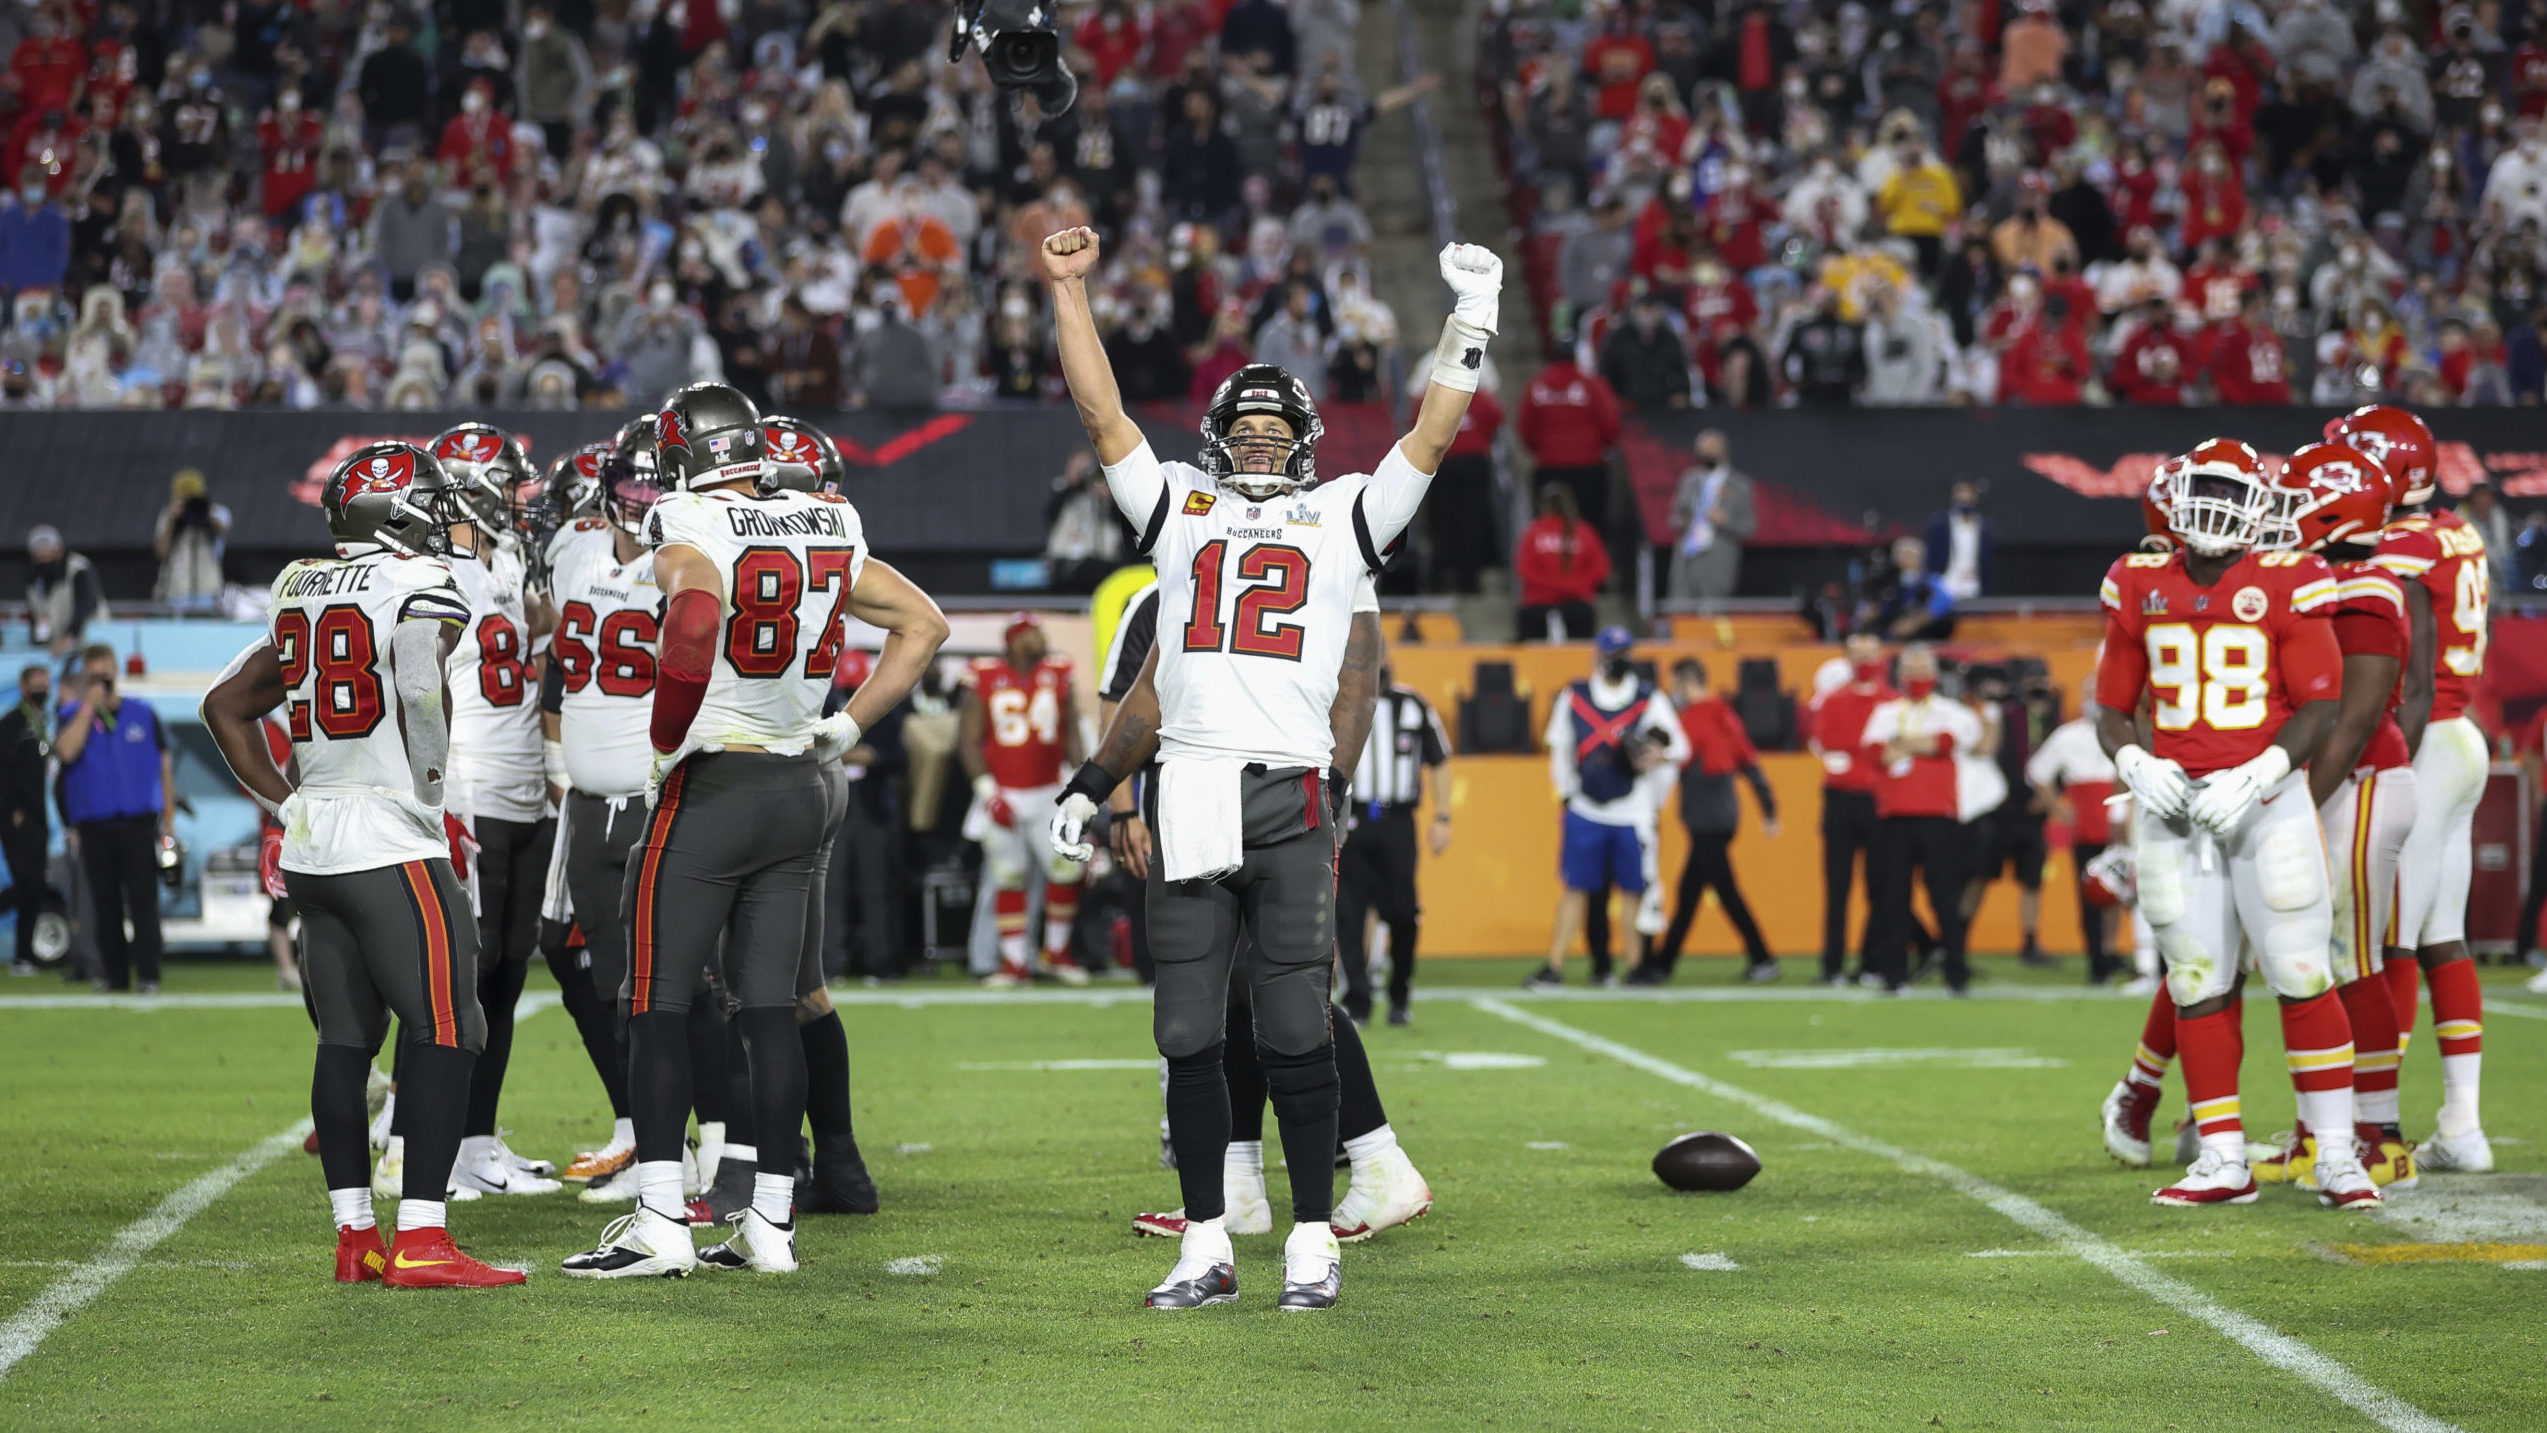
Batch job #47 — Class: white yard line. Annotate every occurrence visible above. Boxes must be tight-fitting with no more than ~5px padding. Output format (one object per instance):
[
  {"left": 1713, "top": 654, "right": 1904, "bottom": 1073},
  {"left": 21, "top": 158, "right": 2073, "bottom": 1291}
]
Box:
[
  {"left": 1471, "top": 997, "right": 2462, "bottom": 1433},
  {"left": 0, "top": 1120, "right": 312, "bottom": 1381},
  {"left": 0, "top": 984, "right": 2148, "bottom": 1011}
]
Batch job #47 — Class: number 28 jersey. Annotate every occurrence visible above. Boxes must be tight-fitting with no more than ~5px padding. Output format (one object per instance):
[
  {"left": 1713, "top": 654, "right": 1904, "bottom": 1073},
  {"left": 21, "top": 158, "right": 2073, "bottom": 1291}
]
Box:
[
  {"left": 2095, "top": 548, "right": 2343, "bottom": 777},
  {"left": 446, "top": 543, "right": 545, "bottom": 822},
  {"left": 265, "top": 550, "right": 470, "bottom": 874},
  {"left": 970, "top": 654, "right": 1073, "bottom": 790},
  {"left": 645, "top": 486, "right": 867, "bottom": 761},
  {"left": 2371, "top": 509, "right": 2488, "bottom": 723},
  {"left": 1135, "top": 450, "right": 1414, "bottom": 769}
]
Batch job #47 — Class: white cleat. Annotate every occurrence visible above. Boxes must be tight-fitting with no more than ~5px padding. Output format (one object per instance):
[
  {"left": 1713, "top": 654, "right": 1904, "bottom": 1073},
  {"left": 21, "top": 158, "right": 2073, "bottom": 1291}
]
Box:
[
  {"left": 698, "top": 1209, "right": 798, "bottom": 1273},
  {"left": 1331, "top": 1148, "right": 1433, "bottom": 1242},
  {"left": 1133, "top": 1162, "right": 1273, "bottom": 1238},
  {"left": 371, "top": 1137, "right": 404, "bottom": 1199},
  {"left": 579, "top": 1163, "right": 640, "bottom": 1205},
  {"left": 2151, "top": 1148, "right": 2260, "bottom": 1207},
  {"left": 2414, "top": 1127, "right": 2495, "bottom": 1174},
  {"left": 1278, "top": 1222, "right": 1342, "bottom": 1310},
  {"left": 2312, "top": 1155, "right": 2384, "bottom": 1212},
  {"left": 2099, "top": 1080, "right": 2155, "bottom": 1168},
  {"left": 491, "top": 1134, "right": 556, "bottom": 1178},
  {"left": 2527, "top": 967, "right": 2547, "bottom": 995},
  {"left": 451, "top": 1152, "right": 564, "bottom": 1196},
  {"left": 561, "top": 1209, "right": 699, "bottom": 1279}
]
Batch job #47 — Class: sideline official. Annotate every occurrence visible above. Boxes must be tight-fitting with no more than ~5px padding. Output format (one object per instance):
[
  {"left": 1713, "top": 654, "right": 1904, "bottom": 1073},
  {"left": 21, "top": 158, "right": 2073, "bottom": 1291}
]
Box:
[
  {"left": 1861, "top": 645, "right": 1979, "bottom": 994},
  {"left": 1338, "top": 660, "right": 1450, "bottom": 1026},
  {"left": 51, "top": 646, "right": 174, "bottom": 992}
]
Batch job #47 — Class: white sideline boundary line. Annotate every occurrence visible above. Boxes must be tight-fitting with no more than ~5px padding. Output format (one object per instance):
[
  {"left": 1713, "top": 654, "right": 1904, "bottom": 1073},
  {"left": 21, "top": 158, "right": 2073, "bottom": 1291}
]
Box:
[
  {"left": 0, "top": 1120, "right": 312, "bottom": 1381},
  {"left": 1470, "top": 998, "right": 2462, "bottom": 1433},
  {"left": 0, "top": 997, "right": 556, "bottom": 1381}
]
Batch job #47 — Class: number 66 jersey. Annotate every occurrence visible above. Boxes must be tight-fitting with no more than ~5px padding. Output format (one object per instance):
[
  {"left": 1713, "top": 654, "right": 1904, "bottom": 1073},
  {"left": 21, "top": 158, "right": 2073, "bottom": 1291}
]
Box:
[
  {"left": 2095, "top": 547, "right": 2345, "bottom": 777},
  {"left": 265, "top": 549, "right": 472, "bottom": 873}
]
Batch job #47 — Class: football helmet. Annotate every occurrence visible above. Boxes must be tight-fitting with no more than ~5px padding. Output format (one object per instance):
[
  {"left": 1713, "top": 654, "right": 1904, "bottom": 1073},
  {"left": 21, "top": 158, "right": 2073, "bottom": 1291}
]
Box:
[
  {"left": 428, "top": 422, "right": 534, "bottom": 533},
  {"left": 604, "top": 448, "right": 665, "bottom": 539},
  {"left": 654, "top": 381, "right": 766, "bottom": 490},
  {"left": 323, "top": 442, "right": 464, "bottom": 557},
  {"left": 2323, "top": 404, "right": 2436, "bottom": 506},
  {"left": 761, "top": 415, "right": 845, "bottom": 494},
  {"left": 2167, "top": 438, "right": 2271, "bottom": 556},
  {"left": 1200, "top": 363, "right": 1322, "bottom": 499},
  {"left": 2141, "top": 454, "right": 2185, "bottom": 552},
  {"left": 2262, "top": 441, "right": 2393, "bottom": 554}
]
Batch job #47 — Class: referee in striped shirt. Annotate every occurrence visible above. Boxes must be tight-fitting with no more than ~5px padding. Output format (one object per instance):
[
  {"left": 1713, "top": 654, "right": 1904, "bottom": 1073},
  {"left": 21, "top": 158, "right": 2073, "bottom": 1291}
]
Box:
[{"left": 1338, "top": 661, "right": 1451, "bottom": 1026}]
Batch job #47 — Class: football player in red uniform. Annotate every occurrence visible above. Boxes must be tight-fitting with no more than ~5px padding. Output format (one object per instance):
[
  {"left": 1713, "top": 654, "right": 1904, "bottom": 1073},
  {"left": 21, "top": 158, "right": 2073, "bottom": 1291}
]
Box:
[
  {"left": 2245, "top": 442, "right": 2420, "bottom": 1189},
  {"left": 2093, "top": 439, "right": 2379, "bottom": 1209},
  {"left": 960, "top": 613, "right": 1091, "bottom": 985},
  {"left": 2333, "top": 406, "right": 2495, "bottom": 1173}
]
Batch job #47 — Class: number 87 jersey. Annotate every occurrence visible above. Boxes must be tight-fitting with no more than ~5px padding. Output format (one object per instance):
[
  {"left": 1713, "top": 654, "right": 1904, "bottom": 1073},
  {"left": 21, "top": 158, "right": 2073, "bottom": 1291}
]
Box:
[
  {"left": 644, "top": 485, "right": 866, "bottom": 756},
  {"left": 2096, "top": 547, "right": 2345, "bottom": 778}
]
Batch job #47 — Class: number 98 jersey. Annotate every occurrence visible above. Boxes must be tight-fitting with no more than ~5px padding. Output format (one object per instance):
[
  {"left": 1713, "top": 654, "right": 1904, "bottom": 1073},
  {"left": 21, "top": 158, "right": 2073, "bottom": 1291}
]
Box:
[
  {"left": 1140, "top": 454, "right": 1410, "bottom": 769},
  {"left": 645, "top": 486, "right": 867, "bottom": 758},
  {"left": 445, "top": 543, "right": 546, "bottom": 822},
  {"left": 264, "top": 550, "right": 470, "bottom": 874},
  {"left": 2095, "top": 548, "right": 2343, "bottom": 778}
]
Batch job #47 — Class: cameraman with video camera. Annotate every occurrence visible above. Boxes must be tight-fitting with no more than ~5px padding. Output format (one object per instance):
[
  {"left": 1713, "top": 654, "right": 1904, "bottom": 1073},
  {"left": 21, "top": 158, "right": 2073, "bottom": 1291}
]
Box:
[{"left": 151, "top": 469, "right": 230, "bottom": 612}]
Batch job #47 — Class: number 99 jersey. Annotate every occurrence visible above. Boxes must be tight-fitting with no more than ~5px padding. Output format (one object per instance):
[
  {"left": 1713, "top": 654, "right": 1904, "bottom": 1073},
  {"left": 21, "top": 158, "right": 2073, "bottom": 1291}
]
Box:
[
  {"left": 445, "top": 543, "right": 546, "bottom": 822},
  {"left": 2370, "top": 508, "right": 2488, "bottom": 722},
  {"left": 2095, "top": 548, "right": 2344, "bottom": 778},
  {"left": 1138, "top": 453, "right": 1414, "bottom": 769},
  {"left": 644, "top": 486, "right": 866, "bottom": 758},
  {"left": 264, "top": 550, "right": 471, "bottom": 874}
]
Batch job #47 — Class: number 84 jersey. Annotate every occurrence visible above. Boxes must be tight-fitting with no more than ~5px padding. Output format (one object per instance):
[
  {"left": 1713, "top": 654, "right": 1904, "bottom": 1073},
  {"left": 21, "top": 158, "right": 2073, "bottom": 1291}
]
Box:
[
  {"left": 1145, "top": 457, "right": 1404, "bottom": 770},
  {"left": 446, "top": 543, "right": 546, "bottom": 822},
  {"left": 2096, "top": 548, "right": 2344, "bottom": 778}
]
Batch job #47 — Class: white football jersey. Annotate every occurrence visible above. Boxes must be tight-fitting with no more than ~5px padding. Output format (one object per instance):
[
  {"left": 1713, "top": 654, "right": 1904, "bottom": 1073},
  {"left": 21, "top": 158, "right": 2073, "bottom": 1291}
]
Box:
[
  {"left": 645, "top": 485, "right": 868, "bottom": 764},
  {"left": 444, "top": 542, "right": 546, "bottom": 822},
  {"left": 265, "top": 550, "right": 470, "bottom": 875},
  {"left": 553, "top": 532, "right": 660, "bottom": 798},
  {"left": 545, "top": 514, "right": 615, "bottom": 584},
  {"left": 1141, "top": 455, "right": 1404, "bottom": 769}
]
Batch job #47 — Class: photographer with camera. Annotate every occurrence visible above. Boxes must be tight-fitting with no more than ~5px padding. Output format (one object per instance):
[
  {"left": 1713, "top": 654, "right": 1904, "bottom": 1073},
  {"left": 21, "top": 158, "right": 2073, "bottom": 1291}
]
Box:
[{"left": 151, "top": 469, "right": 231, "bottom": 612}]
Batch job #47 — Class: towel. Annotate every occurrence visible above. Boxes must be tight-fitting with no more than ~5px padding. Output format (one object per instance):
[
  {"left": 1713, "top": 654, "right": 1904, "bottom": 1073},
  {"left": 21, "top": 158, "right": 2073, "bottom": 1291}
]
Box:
[
  {"left": 540, "top": 799, "right": 576, "bottom": 925},
  {"left": 1158, "top": 756, "right": 1246, "bottom": 884}
]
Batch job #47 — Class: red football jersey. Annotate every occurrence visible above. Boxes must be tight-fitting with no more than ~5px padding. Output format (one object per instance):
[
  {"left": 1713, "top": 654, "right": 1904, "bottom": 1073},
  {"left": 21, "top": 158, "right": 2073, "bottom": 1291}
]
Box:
[
  {"left": 970, "top": 655, "right": 1073, "bottom": 789},
  {"left": 2096, "top": 548, "right": 2343, "bottom": 776},
  {"left": 2327, "top": 560, "right": 2410, "bottom": 772},
  {"left": 2370, "top": 509, "right": 2488, "bottom": 723}
]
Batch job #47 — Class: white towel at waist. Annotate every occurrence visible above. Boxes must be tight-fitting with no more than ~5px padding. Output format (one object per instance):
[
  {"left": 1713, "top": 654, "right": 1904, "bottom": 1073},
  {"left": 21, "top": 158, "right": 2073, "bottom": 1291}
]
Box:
[{"left": 1158, "top": 757, "right": 1246, "bottom": 884}]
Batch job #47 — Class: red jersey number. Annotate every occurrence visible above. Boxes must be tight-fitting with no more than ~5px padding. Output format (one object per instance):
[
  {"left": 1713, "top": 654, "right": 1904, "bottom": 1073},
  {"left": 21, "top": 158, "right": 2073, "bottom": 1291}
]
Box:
[
  {"left": 726, "top": 547, "right": 858, "bottom": 679},
  {"left": 1181, "top": 540, "right": 1310, "bottom": 660},
  {"left": 554, "top": 601, "right": 597, "bottom": 691},
  {"left": 274, "top": 605, "right": 387, "bottom": 741},
  {"left": 475, "top": 614, "right": 530, "bottom": 707}
]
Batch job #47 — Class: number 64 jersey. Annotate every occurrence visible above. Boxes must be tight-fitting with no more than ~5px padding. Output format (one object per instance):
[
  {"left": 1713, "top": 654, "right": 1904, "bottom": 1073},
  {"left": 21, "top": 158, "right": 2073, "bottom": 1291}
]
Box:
[
  {"left": 643, "top": 485, "right": 866, "bottom": 766},
  {"left": 264, "top": 550, "right": 472, "bottom": 874},
  {"left": 1117, "top": 445, "right": 1427, "bottom": 769},
  {"left": 2095, "top": 548, "right": 2345, "bottom": 777}
]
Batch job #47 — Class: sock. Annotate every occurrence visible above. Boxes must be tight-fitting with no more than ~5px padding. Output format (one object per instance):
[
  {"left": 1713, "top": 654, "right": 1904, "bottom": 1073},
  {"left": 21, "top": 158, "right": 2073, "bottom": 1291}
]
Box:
[
  {"left": 2279, "top": 990, "right": 2356, "bottom": 1156},
  {"left": 723, "top": 1018, "right": 758, "bottom": 1153},
  {"left": 397, "top": 1042, "right": 476, "bottom": 1205},
  {"left": 1343, "top": 1123, "right": 1401, "bottom": 1175},
  {"left": 546, "top": 940, "right": 630, "bottom": 1118},
  {"left": 330, "top": 1187, "right": 374, "bottom": 1231},
  {"left": 2128, "top": 984, "right": 2176, "bottom": 1091},
  {"left": 636, "top": 1159, "right": 685, "bottom": 1223},
  {"left": 2383, "top": 954, "right": 2420, "bottom": 1052},
  {"left": 395, "top": 1198, "right": 445, "bottom": 1233},
  {"left": 752, "top": 1172, "right": 794, "bottom": 1224},
  {"left": 1224, "top": 1138, "right": 1264, "bottom": 1198},
  {"left": 2425, "top": 957, "right": 2485, "bottom": 1135},
  {"left": 464, "top": 953, "right": 529, "bottom": 1137},
  {"left": 609, "top": 1116, "right": 636, "bottom": 1152},
  {"left": 1171, "top": 1214, "right": 1232, "bottom": 1276},
  {"left": 737, "top": 1007, "right": 807, "bottom": 1188},
  {"left": 799, "top": 1010, "right": 857, "bottom": 1158},
  {"left": 994, "top": 887, "right": 1029, "bottom": 964},
  {"left": 1331, "top": 1004, "right": 1388, "bottom": 1140},
  {"left": 313, "top": 1045, "right": 373, "bottom": 1193},
  {"left": 2175, "top": 1006, "right": 2247, "bottom": 1159},
  {"left": 1164, "top": 1043, "right": 1233, "bottom": 1220},
  {"left": 687, "top": 1001, "right": 730, "bottom": 1127},
  {"left": 1261, "top": 1042, "right": 1340, "bottom": 1224},
  {"left": 2338, "top": 977, "right": 2402, "bottom": 1127},
  {"left": 1042, "top": 880, "right": 1080, "bottom": 961}
]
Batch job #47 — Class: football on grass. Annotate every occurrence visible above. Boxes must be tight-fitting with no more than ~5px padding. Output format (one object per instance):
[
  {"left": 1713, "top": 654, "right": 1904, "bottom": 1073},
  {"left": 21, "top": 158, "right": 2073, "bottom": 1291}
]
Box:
[{"left": 1653, "top": 1132, "right": 1761, "bottom": 1192}]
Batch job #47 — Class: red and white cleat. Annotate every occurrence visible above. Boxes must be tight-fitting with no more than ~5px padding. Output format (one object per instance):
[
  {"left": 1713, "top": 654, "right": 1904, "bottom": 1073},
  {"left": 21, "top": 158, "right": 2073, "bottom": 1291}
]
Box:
[
  {"left": 2313, "top": 1157, "right": 2384, "bottom": 1212},
  {"left": 335, "top": 1224, "right": 387, "bottom": 1283},
  {"left": 979, "top": 959, "right": 1033, "bottom": 989},
  {"left": 1043, "top": 955, "right": 1092, "bottom": 987},
  {"left": 380, "top": 1228, "right": 528, "bottom": 1288},
  {"left": 1331, "top": 1149, "right": 1433, "bottom": 1243},
  {"left": 2100, "top": 1080, "right": 2157, "bottom": 1168},
  {"left": 1132, "top": 1209, "right": 1190, "bottom": 1239},
  {"left": 2151, "top": 1150, "right": 2260, "bottom": 1207}
]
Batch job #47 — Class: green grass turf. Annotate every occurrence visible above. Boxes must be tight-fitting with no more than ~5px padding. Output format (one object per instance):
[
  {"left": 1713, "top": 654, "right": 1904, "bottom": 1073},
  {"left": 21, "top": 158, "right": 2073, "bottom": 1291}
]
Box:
[{"left": 2, "top": 955, "right": 2543, "bottom": 1431}]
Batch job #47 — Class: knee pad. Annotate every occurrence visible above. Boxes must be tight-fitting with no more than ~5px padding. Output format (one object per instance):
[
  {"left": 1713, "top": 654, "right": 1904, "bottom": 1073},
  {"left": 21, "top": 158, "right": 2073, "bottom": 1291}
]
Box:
[
  {"left": 2160, "top": 929, "right": 2232, "bottom": 1006},
  {"left": 2257, "top": 911, "right": 2334, "bottom": 1001},
  {"left": 2136, "top": 839, "right": 2186, "bottom": 928},
  {"left": 1156, "top": 1000, "right": 1226, "bottom": 1061},
  {"left": 982, "top": 832, "right": 1028, "bottom": 887},
  {"left": 1257, "top": 1040, "right": 1339, "bottom": 1099},
  {"left": 1249, "top": 977, "right": 1334, "bottom": 1058},
  {"left": 2256, "top": 826, "right": 2326, "bottom": 913}
]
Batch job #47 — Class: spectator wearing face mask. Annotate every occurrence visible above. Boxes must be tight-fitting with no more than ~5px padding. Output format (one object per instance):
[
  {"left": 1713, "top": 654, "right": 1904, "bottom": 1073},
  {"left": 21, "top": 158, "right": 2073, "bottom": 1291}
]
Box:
[
  {"left": 518, "top": 3, "right": 592, "bottom": 159},
  {"left": 2483, "top": 118, "right": 2547, "bottom": 233},
  {"left": 0, "top": 163, "right": 69, "bottom": 294},
  {"left": 1921, "top": 482, "right": 1992, "bottom": 603},
  {"left": 2206, "top": 285, "right": 2291, "bottom": 405},
  {"left": 1667, "top": 429, "right": 1753, "bottom": 605},
  {"left": 1991, "top": 173, "right": 2077, "bottom": 275},
  {"left": 1597, "top": 289, "right": 1690, "bottom": 413}
]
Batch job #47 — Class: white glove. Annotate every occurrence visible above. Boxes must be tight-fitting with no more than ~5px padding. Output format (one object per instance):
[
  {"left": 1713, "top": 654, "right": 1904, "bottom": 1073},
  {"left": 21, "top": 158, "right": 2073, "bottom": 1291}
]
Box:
[
  {"left": 810, "top": 710, "right": 863, "bottom": 764},
  {"left": 2186, "top": 746, "right": 2291, "bottom": 837},
  {"left": 645, "top": 750, "right": 676, "bottom": 810},
  {"left": 2114, "top": 744, "right": 2193, "bottom": 822},
  {"left": 1050, "top": 791, "right": 1100, "bottom": 864},
  {"left": 1439, "top": 242, "right": 1503, "bottom": 336}
]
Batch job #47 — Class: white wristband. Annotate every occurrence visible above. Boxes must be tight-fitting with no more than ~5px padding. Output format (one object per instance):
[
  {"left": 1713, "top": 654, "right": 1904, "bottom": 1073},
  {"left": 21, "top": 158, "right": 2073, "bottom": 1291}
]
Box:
[
  {"left": 1428, "top": 314, "right": 1492, "bottom": 394},
  {"left": 544, "top": 738, "right": 570, "bottom": 790}
]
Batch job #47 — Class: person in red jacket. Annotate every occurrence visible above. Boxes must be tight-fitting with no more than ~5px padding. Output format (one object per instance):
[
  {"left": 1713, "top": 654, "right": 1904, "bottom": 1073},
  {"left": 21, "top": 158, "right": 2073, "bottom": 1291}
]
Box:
[
  {"left": 1426, "top": 381, "right": 1503, "bottom": 594},
  {"left": 2205, "top": 287, "right": 2289, "bottom": 404},
  {"left": 8, "top": 7, "right": 85, "bottom": 116},
  {"left": 1515, "top": 348, "right": 1622, "bottom": 537},
  {"left": 257, "top": 88, "right": 326, "bottom": 219},
  {"left": 1998, "top": 298, "right": 2091, "bottom": 405},
  {"left": 2178, "top": 139, "right": 2246, "bottom": 251},
  {"left": 435, "top": 78, "right": 515, "bottom": 189},
  {"left": 1859, "top": 644, "right": 1982, "bottom": 993},
  {"left": 1805, "top": 632, "right": 1926, "bottom": 983},
  {"left": 2110, "top": 300, "right": 2194, "bottom": 405},
  {"left": 1515, "top": 484, "right": 1609, "bottom": 641}
]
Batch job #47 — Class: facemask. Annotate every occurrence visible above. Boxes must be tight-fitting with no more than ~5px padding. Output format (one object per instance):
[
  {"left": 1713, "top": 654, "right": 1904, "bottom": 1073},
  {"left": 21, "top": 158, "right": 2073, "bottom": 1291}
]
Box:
[
  {"left": 463, "top": 91, "right": 488, "bottom": 114},
  {"left": 1850, "top": 659, "right": 1883, "bottom": 683},
  {"left": 1903, "top": 676, "right": 1936, "bottom": 700},
  {"left": 21, "top": 185, "right": 43, "bottom": 204},
  {"left": 1601, "top": 656, "right": 1633, "bottom": 683}
]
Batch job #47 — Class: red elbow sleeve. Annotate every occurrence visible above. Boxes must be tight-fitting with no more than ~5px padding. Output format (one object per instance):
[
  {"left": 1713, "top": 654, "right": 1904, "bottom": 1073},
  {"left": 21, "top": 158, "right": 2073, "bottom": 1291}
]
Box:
[{"left": 651, "top": 587, "right": 719, "bottom": 753}]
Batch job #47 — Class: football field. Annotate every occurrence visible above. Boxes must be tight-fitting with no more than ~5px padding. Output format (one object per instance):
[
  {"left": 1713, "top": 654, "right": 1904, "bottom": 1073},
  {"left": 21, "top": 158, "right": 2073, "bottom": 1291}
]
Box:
[{"left": 3, "top": 958, "right": 2542, "bottom": 1431}]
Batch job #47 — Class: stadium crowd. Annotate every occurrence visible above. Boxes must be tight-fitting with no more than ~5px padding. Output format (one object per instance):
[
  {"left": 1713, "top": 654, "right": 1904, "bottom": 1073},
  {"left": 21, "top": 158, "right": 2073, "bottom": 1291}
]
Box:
[
  {"left": 1484, "top": 0, "right": 2547, "bottom": 410},
  {"left": 0, "top": 0, "right": 1431, "bottom": 412}
]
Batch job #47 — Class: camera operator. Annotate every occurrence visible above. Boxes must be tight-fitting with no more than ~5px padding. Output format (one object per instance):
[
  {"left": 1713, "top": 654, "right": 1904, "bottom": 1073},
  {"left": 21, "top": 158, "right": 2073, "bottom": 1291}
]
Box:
[{"left": 151, "top": 469, "right": 231, "bottom": 612}]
